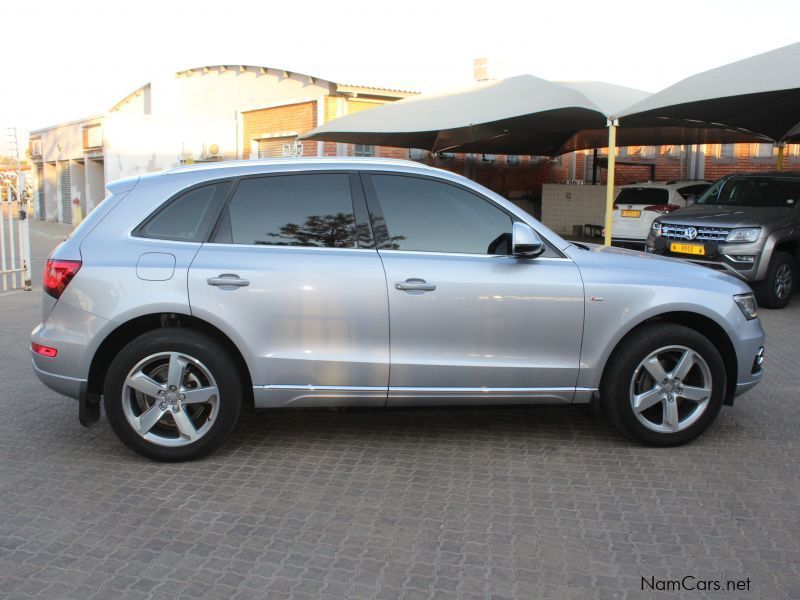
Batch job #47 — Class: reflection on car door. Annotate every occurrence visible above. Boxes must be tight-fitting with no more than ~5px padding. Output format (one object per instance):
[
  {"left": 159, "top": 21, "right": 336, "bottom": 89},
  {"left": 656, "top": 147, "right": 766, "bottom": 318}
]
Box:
[
  {"left": 188, "top": 172, "right": 390, "bottom": 407},
  {"left": 362, "top": 173, "right": 586, "bottom": 405}
]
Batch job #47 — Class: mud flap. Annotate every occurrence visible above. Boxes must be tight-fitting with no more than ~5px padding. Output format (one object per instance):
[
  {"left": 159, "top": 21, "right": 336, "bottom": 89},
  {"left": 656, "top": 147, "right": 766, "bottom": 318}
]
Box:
[{"left": 78, "top": 382, "right": 101, "bottom": 427}]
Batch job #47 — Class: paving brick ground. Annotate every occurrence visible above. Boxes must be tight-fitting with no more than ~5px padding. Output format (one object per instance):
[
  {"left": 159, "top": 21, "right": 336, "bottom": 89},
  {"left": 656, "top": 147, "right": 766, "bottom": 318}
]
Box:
[{"left": 1, "top": 224, "right": 798, "bottom": 599}]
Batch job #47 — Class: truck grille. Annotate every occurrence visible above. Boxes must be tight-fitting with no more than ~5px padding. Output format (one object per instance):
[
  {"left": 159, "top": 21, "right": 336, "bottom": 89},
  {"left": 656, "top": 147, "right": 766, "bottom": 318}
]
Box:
[{"left": 660, "top": 223, "right": 731, "bottom": 242}]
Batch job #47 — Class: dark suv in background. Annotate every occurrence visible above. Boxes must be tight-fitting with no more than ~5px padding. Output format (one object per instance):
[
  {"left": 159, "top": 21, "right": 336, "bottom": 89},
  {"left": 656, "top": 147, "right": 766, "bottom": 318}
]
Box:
[{"left": 647, "top": 173, "right": 800, "bottom": 309}]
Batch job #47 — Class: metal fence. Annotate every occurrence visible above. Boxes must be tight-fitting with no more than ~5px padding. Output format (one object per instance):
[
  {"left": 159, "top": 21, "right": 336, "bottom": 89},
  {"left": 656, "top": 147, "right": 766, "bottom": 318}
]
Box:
[{"left": 0, "top": 200, "right": 32, "bottom": 291}]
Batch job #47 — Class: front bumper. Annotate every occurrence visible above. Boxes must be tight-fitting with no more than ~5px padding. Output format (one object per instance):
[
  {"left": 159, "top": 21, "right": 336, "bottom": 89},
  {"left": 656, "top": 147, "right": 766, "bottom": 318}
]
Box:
[
  {"left": 645, "top": 234, "right": 763, "bottom": 282},
  {"left": 729, "top": 315, "right": 766, "bottom": 400}
]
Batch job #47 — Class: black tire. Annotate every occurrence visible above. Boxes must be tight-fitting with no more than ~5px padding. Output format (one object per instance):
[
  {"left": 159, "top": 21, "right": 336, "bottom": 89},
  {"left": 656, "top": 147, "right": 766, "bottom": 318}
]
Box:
[
  {"left": 104, "top": 328, "right": 242, "bottom": 461},
  {"left": 754, "top": 251, "right": 795, "bottom": 309},
  {"left": 600, "top": 323, "right": 726, "bottom": 447}
]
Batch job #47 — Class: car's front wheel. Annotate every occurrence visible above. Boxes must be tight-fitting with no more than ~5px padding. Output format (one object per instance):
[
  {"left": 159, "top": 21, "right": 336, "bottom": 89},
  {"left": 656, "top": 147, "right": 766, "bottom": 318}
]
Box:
[
  {"left": 104, "top": 328, "right": 242, "bottom": 461},
  {"left": 754, "top": 250, "right": 795, "bottom": 309},
  {"left": 601, "top": 324, "right": 725, "bottom": 446}
]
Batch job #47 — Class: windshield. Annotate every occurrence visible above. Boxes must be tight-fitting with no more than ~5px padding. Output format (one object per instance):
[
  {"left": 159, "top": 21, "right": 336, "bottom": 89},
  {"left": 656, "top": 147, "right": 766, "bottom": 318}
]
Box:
[
  {"left": 615, "top": 187, "right": 669, "bottom": 206},
  {"left": 697, "top": 177, "right": 800, "bottom": 208}
]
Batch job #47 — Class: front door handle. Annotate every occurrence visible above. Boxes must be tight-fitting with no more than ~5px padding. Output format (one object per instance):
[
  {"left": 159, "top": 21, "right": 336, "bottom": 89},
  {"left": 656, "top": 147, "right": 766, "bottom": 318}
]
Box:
[
  {"left": 395, "top": 278, "right": 436, "bottom": 292},
  {"left": 207, "top": 274, "right": 250, "bottom": 288}
]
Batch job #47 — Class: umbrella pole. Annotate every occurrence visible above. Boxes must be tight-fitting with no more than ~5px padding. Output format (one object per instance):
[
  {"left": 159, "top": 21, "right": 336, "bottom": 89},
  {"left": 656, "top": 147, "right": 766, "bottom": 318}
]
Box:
[
  {"left": 603, "top": 119, "right": 618, "bottom": 246},
  {"left": 776, "top": 144, "right": 785, "bottom": 171}
]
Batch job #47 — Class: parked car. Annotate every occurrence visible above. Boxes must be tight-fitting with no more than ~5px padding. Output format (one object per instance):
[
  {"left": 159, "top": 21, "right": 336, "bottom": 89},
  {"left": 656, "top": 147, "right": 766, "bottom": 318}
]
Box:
[
  {"left": 610, "top": 181, "right": 710, "bottom": 246},
  {"left": 31, "top": 159, "right": 765, "bottom": 461},
  {"left": 647, "top": 172, "right": 800, "bottom": 309}
]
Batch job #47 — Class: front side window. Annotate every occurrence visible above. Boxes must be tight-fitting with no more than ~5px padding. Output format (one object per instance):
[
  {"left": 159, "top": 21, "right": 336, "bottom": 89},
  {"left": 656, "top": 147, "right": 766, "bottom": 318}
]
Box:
[
  {"left": 138, "top": 182, "right": 230, "bottom": 242},
  {"left": 369, "top": 175, "right": 514, "bottom": 255},
  {"left": 215, "top": 174, "right": 357, "bottom": 248}
]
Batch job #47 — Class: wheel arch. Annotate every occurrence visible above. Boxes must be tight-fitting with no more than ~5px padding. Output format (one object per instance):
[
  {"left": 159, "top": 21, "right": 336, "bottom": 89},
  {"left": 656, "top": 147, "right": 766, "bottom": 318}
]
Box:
[
  {"left": 599, "top": 310, "right": 738, "bottom": 405},
  {"left": 86, "top": 313, "right": 255, "bottom": 412}
]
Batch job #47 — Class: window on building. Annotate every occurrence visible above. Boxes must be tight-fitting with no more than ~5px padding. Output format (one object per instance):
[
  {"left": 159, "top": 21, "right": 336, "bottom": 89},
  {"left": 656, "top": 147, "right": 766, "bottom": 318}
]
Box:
[
  {"left": 137, "top": 182, "right": 231, "bottom": 242},
  {"left": 215, "top": 174, "right": 357, "bottom": 248},
  {"left": 716, "top": 144, "right": 736, "bottom": 159},
  {"left": 506, "top": 155, "right": 520, "bottom": 165},
  {"left": 639, "top": 146, "right": 656, "bottom": 159},
  {"left": 83, "top": 125, "right": 103, "bottom": 150},
  {"left": 354, "top": 144, "right": 376, "bottom": 157},
  {"left": 788, "top": 144, "right": 800, "bottom": 158},
  {"left": 408, "top": 148, "right": 428, "bottom": 160},
  {"left": 754, "top": 143, "right": 774, "bottom": 158},
  {"left": 369, "top": 175, "right": 513, "bottom": 255}
]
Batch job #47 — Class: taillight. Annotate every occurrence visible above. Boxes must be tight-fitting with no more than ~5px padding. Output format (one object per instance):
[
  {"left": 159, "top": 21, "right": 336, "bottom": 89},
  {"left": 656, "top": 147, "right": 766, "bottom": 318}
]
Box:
[
  {"left": 43, "top": 259, "right": 81, "bottom": 299},
  {"left": 644, "top": 204, "right": 680, "bottom": 214},
  {"left": 31, "top": 342, "right": 58, "bottom": 357}
]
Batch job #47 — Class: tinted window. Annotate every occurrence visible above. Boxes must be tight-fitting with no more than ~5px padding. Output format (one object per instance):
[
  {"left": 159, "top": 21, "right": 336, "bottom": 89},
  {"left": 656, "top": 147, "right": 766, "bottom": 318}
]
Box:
[
  {"left": 218, "top": 174, "right": 357, "bottom": 248},
  {"left": 139, "top": 182, "right": 230, "bottom": 242},
  {"left": 370, "top": 175, "right": 513, "bottom": 255},
  {"left": 677, "top": 184, "right": 710, "bottom": 200},
  {"left": 698, "top": 177, "right": 800, "bottom": 208},
  {"left": 615, "top": 187, "right": 669, "bottom": 206}
]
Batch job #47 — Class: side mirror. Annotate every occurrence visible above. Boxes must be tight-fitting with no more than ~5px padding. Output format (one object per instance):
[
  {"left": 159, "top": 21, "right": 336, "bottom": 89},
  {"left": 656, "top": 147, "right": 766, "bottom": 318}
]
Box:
[{"left": 512, "top": 222, "right": 545, "bottom": 258}]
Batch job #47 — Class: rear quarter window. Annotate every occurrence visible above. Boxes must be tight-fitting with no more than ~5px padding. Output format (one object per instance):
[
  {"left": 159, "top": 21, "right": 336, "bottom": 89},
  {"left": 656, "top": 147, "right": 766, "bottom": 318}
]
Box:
[{"left": 135, "top": 182, "right": 231, "bottom": 242}]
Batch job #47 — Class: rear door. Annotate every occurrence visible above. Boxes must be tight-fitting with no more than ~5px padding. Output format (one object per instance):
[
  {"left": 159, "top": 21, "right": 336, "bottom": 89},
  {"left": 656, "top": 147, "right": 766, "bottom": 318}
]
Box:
[{"left": 188, "top": 172, "right": 390, "bottom": 407}]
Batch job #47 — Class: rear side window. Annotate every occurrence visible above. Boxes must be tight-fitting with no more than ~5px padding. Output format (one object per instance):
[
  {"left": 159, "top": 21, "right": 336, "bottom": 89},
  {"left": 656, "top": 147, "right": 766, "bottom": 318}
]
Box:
[
  {"left": 214, "top": 174, "right": 357, "bottom": 248},
  {"left": 137, "top": 182, "right": 230, "bottom": 242},
  {"left": 615, "top": 187, "right": 669, "bottom": 206}
]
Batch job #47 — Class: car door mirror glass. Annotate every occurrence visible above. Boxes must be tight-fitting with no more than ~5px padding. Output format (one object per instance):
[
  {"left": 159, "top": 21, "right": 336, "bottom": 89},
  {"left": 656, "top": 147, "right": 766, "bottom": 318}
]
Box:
[{"left": 512, "top": 222, "right": 545, "bottom": 258}]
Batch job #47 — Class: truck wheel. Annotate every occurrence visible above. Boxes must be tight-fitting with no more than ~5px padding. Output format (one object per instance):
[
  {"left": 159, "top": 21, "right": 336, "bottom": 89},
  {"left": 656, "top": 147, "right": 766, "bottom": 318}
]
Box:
[
  {"left": 754, "top": 251, "right": 795, "bottom": 309},
  {"left": 601, "top": 323, "right": 726, "bottom": 447},
  {"left": 104, "top": 328, "right": 242, "bottom": 461}
]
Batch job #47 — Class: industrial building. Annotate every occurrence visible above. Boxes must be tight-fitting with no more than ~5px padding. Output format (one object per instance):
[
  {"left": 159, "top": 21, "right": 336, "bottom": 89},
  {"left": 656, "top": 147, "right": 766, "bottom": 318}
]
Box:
[{"left": 28, "top": 66, "right": 413, "bottom": 223}]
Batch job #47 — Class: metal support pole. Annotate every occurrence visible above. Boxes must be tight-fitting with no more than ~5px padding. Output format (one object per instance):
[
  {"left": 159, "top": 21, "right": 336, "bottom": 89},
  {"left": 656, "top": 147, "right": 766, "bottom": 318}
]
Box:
[
  {"left": 0, "top": 198, "right": 6, "bottom": 290},
  {"left": 777, "top": 144, "right": 785, "bottom": 171},
  {"left": 603, "top": 119, "right": 618, "bottom": 246}
]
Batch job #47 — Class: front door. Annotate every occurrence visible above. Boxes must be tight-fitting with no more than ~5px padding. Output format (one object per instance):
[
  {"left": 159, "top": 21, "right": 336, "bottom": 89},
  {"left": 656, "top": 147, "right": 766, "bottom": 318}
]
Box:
[
  {"left": 362, "top": 173, "right": 585, "bottom": 405},
  {"left": 188, "top": 172, "right": 389, "bottom": 407}
]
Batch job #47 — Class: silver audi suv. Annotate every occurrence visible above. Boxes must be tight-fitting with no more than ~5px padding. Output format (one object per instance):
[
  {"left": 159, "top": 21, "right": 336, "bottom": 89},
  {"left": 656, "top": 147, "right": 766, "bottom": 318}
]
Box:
[{"left": 32, "top": 158, "right": 765, "bottom": 461}]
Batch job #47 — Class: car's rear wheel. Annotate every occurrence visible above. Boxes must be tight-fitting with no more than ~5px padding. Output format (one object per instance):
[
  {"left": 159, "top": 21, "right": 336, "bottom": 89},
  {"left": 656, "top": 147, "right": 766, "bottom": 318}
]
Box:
[
  {"left": 104, "top": 328, "right": 242, "bottom": 461},
  {"left": 754, "top": 251, "right": 795, "bottom": 309},
  {"left": 601, "top": 323, "right": 725, "bottom": 446}
]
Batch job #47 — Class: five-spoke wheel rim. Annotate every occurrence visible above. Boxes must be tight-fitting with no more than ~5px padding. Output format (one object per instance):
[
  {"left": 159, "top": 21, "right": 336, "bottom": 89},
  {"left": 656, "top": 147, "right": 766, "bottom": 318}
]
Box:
[
  {"left": 775, "top": 263, "right": 793, "bottom": 300},
  {"left": 122, "top": 352, "right": 219, "bottom": 447},
  {"left": 629, "top": 345, "right": 713, "bottom": 434}
]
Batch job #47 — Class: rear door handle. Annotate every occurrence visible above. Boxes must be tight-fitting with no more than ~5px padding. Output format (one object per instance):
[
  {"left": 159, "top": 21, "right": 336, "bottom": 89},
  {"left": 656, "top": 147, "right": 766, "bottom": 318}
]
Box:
[
  {"left": 207, "top": 274, "right": 250, "bottom": 288},
  {"left": 395, "top": 278, "right": 436, "bottom": 292}
]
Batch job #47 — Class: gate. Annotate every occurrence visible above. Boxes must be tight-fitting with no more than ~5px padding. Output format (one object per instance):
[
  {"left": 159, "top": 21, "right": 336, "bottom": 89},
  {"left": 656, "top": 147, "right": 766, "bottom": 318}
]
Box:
[
  {"left": 0, "top": 198, "right": 32, "bottom": 291},
  {"left": 59, "top": 161, "right": 72, "bottom": 225}
]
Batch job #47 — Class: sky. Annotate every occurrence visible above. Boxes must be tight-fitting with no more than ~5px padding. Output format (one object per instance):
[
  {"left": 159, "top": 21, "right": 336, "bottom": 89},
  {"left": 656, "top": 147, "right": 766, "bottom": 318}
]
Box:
[{"left": 1, "top": 0, "right": 798, "bottom": 153}]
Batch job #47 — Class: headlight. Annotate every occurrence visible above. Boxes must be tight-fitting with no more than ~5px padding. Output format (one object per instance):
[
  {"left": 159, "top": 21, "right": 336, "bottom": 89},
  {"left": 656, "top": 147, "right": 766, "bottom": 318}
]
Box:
[
  {"left": 651, "top": 221, "right": 662, "bottom": 236},
  {"left": 734, "top": 293, "right": 758, "bottom": 320},
  {"left": 726, "top": 227, "right": 761, "bottom": 243}
]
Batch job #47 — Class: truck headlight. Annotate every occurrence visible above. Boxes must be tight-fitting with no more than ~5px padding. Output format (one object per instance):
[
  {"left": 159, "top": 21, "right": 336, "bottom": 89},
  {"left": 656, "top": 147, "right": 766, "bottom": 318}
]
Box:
[
  {"left": 726, "top": 227, "right": 761, "bottom": 243},
  {"left": 734, "top": 293, "right": 758, "bottom": 320},
  {"left": 651, "top": 221, "right": 662, "bottom": 236}
]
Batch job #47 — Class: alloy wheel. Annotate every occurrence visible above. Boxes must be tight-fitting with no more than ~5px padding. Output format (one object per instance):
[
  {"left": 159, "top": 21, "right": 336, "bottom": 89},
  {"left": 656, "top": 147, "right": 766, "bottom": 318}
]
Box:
[
  {"left": 629, "top": 345, "right": 713, "bottom": 434},
  {"left": 775, "top": 263, "right": 793, "bottom": 300},
  {"left": 121, "top": 352, "right": 220, "bottom": 447}
]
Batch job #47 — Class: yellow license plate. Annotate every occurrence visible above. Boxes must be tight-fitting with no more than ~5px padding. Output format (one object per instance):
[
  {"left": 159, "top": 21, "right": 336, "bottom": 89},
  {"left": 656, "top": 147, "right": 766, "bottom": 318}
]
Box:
[
  {"left": 620, "top": 210, "right": 641, "bottom": 218},
  {"left": 670, "top": 242, "right": 705, "bottom": 256}
]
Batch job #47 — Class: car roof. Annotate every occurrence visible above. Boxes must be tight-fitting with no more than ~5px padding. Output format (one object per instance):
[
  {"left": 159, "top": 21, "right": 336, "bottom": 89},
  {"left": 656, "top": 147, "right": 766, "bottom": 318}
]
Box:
[
  {"left": 719, "top": 171, "right": 800, "bottom": 180},
  {"left": 164, "top": 157, "right": 438, "bottom": 175}
]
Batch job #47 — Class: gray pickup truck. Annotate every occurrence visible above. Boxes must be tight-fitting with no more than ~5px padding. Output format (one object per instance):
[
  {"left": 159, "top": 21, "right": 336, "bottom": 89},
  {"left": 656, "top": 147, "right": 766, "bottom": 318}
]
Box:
[{"left": 646, "top": 172, "right": 800, "bottom": 309}]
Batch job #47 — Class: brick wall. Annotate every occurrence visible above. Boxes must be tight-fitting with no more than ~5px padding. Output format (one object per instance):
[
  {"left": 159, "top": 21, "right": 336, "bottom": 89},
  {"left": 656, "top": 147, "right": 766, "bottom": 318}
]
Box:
[{"left": 242, "top": 101, "right": 317, "bottom": 159}]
